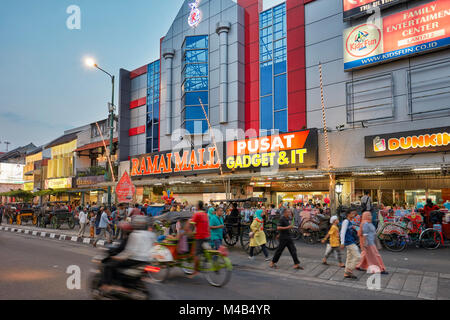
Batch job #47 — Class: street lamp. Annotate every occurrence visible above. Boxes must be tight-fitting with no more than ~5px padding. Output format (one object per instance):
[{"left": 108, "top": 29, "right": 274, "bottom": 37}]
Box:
[
  {"left": 335, "top": 181, "right": 343, "bottom": 205},
  {"left": 85, "top": 57, "right": 115, "bottom": 209}
]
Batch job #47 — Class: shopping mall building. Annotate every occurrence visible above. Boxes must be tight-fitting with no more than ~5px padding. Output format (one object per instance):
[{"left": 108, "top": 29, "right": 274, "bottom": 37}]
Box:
[{"left": 116, "top": 0, "right": 450, "bottom": 207}]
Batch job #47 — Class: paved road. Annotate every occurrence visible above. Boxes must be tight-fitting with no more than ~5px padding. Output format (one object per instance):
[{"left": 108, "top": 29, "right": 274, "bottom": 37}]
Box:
[{"left": 0, "top": 231, "right": 415, "bottom": 300}]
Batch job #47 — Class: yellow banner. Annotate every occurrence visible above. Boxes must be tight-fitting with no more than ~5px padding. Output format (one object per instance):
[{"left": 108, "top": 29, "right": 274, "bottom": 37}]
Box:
[
  {"left": 45, "top": 178, "right": 72, "bottom": 189},
  {"left": 23, "top": 182, "right": 34, "bottom": 191}
]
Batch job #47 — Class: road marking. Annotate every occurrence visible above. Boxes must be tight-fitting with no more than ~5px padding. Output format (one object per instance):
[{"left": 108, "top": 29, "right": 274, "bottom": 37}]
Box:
[
  {"left": 59, "top": 235, "right": 66, "bottom": 240},
  {"left": 50, "top": 233, "right": 56, "bottom": 238},
  {"left": 83, "top": 238, "right": 91, "bottom": 244},
  {"left": 24, "top": 230, "right": 30, "bottom": 234},
  {"left": 97, "top": 240, "right": 105, "bottom": 246},
  {"left": 40, "top": 232, "right": 47, "bottom": 237},
  {"left": 71, "top": 236, "right": 78, "bottom": 242},
  {"left": 32, "top": 231, "right": 38, "bottom": 236},
  {"left": 318, "top": 266, "right": 340, "bottom": 280}
]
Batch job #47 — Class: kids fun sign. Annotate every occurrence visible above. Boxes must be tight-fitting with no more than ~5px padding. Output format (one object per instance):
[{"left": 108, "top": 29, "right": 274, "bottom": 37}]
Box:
[
  {"left": 225, "top": 129, "right": 318, "bottom": 171},
  {"left": 343, "top": 0, "right": 408, "bottom": 21},
  {"left": 365, "top": 127, "right": 450, "bottom": 158},
  {"left": 344, "top": 0, "right": 450, "bottom": 70}
]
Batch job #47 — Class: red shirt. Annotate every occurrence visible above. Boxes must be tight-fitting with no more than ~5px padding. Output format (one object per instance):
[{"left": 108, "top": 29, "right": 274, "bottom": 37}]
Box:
[
  {"left": 191, "top": 211, "right": 210, "bottom": 240},
  {"left": 130, "top": 208, "right": 144, "bottom": 217}
]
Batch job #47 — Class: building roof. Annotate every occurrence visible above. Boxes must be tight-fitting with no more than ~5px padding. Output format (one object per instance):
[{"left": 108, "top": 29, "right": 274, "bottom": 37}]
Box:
[
  {"left": 45, "top": 132, "right": 79, "bottom": 149},
  {"left": 0, "top": 143, "right": 37, "bottom": 162},
  {"left": 75, "top": 138, "right": 118, "bottom": 152}
]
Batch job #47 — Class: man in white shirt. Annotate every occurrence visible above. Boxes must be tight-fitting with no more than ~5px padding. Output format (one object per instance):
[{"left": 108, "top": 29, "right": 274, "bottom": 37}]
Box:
[
  {"left": 101, "top": 216, "right": 156, "bottom": 292},
  {"left": 77, "top": 207, "right": 88, "bottom": 237}
]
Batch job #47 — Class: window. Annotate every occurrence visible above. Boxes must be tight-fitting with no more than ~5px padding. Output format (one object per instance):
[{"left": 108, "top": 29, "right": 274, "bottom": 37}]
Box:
[
  {"left": 259, "top": 3, "right": 287, "bottom": 134},
  {"left": 146, "top": 60, "right": 160, "bottom": 153},
  {"left": 182, "top": 35, "right": 209, "bottom": 135}
]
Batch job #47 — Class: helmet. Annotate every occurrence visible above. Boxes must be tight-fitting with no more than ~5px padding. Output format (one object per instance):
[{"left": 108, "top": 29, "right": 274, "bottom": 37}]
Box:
[{"left": 131, "top": 215, "right": 149, "bottom": 230}]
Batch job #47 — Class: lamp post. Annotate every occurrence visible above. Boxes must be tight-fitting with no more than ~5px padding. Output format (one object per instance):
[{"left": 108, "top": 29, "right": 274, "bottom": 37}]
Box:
[
  {"left": 85, "top": 58, "right": 115, "bottom": 208},
  {"left": 335, "top": 181, "right": 343, "bottom": 206}
]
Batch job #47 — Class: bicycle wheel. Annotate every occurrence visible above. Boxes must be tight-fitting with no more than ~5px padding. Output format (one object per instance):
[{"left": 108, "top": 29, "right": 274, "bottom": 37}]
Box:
[
  {"left": 290, "top": 228, "right": 301, "bottom": 241},
  {"left": 381, "top": 233, "right": 407, "bottom": 252},
  {"left": 202, "top": 252, "right": 232, "bottom": 287},
  {"left": 420, "top": 229, "right": 441, "bottom": 250},
  {"left": 224, "top": 226, "right": 239, "bottom": 246},
  {"left": 265, "top": 222, "right": 279, "bottom": 251}
]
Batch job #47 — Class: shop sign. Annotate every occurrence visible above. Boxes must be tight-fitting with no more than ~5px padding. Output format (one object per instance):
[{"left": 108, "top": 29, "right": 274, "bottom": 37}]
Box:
[
  {"left": 225, "top": 129, "right": 318, "bottom": 171},
  {"left": 130, "top": 146, "right": 221, "bottom": 178},
  {"left": 343, "top": 0, "right": 408, "bottom": 21},
  {"left": 45, "top": 178, "right": 72, "bottom": 189},
  {"left": 116, "top": 171, "right": 136, "bottom": 203},
  {"left": 23, "top": 182, "right": 34, "bottom": 191},
  {"left": 365, "top": 126, "right": 450, "bottom": 158},
  {"left": 76, "top": 175, "right": 106, "bottom": 187},
  {"left": 344, "top": 0, "right": 450, "bottom": 70},
  {"left": 188, "top": 0, "right": 202, "bottom": 28}
]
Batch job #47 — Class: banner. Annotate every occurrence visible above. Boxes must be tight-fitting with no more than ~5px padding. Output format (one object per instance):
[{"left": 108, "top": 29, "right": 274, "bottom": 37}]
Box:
[
  {"left": 116, "top": 171, "right": 135, "bottom": 203},
  {"left": 343, "top": 0, "right": 408, "bottom": 21},
  {"left": 344, "top": 0, "right": 450, "bottom": 70},
  {"left": 0, "top": 163, "right": 25, "bottom": 184},
  {"left": 45, "top": 178, "right": 72, "bottom": 189},
  {"left": 225, "top": 129, "right": 318, "bottom": 171},
  {"left": 365, "top": 126, "right": 450, "bottom": 157}
]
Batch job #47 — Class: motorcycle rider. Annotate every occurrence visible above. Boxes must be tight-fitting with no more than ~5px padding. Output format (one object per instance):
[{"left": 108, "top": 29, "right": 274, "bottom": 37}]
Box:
[{"left": 100, "top": 216, "right": 156, "bottom": 293}]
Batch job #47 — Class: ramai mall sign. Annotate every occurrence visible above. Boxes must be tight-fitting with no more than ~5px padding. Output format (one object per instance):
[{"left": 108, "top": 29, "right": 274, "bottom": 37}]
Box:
[
  {"left": 365, "top": 127, "right": 450, "bottom": 158},
  {"left": 130, "top": 146, "right": 221, "bottom": 178}
]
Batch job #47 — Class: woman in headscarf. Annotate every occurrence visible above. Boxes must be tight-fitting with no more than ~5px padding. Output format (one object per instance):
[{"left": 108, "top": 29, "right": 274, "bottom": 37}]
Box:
[
  {"left": 248, "top": 209, "right": 270, "bottom": 261},
  {"left": 356, "top": 211, "right": 388, "bottom": 274}
]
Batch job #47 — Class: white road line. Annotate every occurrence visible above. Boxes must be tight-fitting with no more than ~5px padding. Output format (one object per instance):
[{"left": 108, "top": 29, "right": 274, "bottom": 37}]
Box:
[
  {"left": 50, "top": 234, "right": 56, "bottom": 238},
  {"left": 71, "top": 236, "right": 78, "bottom": 242}
]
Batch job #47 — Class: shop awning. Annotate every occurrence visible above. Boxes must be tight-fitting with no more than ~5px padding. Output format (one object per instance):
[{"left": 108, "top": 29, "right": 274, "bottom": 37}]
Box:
[{"left": 75, "top": 138, "right": 118, "bottom": 152}]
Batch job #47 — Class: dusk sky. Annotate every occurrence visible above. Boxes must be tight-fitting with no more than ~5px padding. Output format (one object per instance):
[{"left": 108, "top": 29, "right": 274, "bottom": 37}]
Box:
[{"left": 0, "top": 0, "right": 281, "bottom": 152}]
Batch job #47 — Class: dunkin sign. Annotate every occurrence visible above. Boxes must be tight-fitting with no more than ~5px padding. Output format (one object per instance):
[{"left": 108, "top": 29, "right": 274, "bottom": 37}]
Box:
[{"left": 365, "top": 127, "right": 450, "bottom": 158}]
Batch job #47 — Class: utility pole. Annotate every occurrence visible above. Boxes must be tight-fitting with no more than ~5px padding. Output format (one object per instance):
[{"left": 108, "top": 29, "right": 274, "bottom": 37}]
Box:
[{"left": 4, "top": 141, "right": 11, "bottom": 152}]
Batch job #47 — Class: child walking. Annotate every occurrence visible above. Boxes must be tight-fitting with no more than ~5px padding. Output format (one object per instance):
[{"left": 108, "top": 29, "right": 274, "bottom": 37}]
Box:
[
  {"left": 321, "top": 216, "right": 344, "bottom": 268},
  {"left": 89, "top": 211, "right": 96, "bottom": 238}
]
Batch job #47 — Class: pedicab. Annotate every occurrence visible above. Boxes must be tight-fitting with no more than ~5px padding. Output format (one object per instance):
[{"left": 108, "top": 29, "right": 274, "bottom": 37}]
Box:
[
  {"left": 148, "top": 211, "right": 232, "bottom": 287},
  {"left": 377, "top": 210, "right": 442, "bottom": 252},
  {"left": 36, "top": 202, "right": 75, "bottom": 229}
]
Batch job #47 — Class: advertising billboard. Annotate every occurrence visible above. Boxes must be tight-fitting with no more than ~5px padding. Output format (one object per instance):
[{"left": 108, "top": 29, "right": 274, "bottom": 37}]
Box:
[
  {"left": 343, "top": 0, "right": 409, "bottom": 21},
  {"left": 45, "top": 178, "right": 73, "bottom": 189},
  {"left": 365, "top": 126, "right": 450, "bottom": 158},
  {"left": 344, "top": 0, "right": 450, "bottom": 70},
  {"left": 0, "top": 163, "right": 25, "bottom": 184},
  {"left": 225, "top": 129, "right": 318, "bottom": 171}
]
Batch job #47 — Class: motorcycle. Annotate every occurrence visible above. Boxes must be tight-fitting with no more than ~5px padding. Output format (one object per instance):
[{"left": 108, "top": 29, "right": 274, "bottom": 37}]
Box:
[{"left": 89, "top": 244, "right": 160, "bottom": 300}]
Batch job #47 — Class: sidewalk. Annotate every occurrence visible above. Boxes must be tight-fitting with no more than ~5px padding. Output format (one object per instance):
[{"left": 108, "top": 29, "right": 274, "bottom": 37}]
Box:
[
  {"left": 0, "top": 223, "right": 117, "bottom": 247},
  {"left": 228, "top": 246, "right": 450, "bottom": 300}
]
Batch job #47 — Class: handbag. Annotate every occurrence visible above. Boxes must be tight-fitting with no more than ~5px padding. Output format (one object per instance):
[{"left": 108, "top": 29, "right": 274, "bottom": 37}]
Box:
[{"left": 375, "top": 236, "right": 382, "bottom": 250}]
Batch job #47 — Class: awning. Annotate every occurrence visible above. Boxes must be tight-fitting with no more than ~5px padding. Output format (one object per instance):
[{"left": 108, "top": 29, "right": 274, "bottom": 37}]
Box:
[{"left": 75, "top": 138, "right": 118, "bottom": 152}]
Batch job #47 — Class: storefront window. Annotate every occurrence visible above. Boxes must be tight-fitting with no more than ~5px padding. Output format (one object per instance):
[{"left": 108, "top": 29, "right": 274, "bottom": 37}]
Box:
[
  {"left": 182, "top": 35, "right": 209, "bottom": 135},
  {"left": 259, "top": 2, "right": 287, "bottom": 135}
]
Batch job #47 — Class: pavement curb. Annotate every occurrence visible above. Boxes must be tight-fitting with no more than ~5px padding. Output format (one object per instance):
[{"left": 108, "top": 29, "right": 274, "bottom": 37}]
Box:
[{"left": 0, "top": 225, "right": 119, "bottom": 247}]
